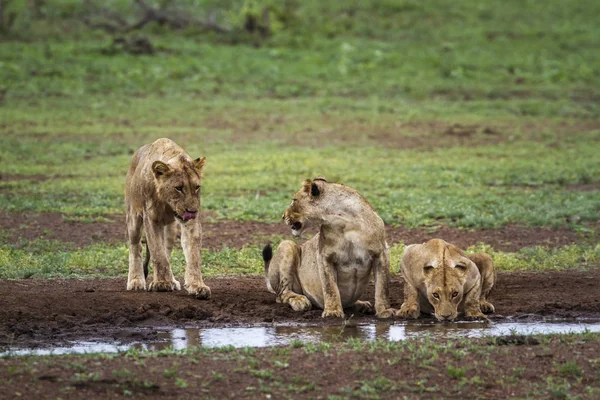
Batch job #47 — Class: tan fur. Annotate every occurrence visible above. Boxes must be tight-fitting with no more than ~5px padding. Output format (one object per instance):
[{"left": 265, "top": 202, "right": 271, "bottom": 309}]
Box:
[
  {"left": 396, "top": 239, "right": 496, "bottom": 321},
  {"left": 264, "top": 177, "right": 395, "bottom": 319},
  {"left": 125, "top": 138, "right": 210, "bottom": 299}
]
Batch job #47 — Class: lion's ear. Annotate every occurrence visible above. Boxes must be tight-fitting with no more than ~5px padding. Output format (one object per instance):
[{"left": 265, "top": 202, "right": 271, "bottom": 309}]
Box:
[
  {"left": 152, "top": 161, "right": 171, "bottom": 178},
  {"left": 193, "top": 157, "right": 206, "bottom": 176},
  {"left": 302, "top": 179, "right": 312, "bottom": 193},
  {"left": 313, "top": 176, "right": 327, "bottom": 182},
  {"left": 302, "top": 179, "right": 322, "bottom": 197},
  {"left": 311, "top": 182, "right": 320, "bottom": 197}
]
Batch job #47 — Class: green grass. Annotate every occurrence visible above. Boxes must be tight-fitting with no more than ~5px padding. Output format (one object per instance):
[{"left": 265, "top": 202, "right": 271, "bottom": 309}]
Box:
[
  {"left": 0, "top": 0, "right": 599, "bottom": 276},
  {"left": 0, "top": 237, "right": 598, "bottom": 279}
]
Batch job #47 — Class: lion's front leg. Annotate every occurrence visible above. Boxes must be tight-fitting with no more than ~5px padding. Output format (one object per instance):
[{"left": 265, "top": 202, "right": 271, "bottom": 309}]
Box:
[
  {"left": 181, "top": 219, "right": 210, "bottom": 300},
  {"left": 317, "top": 254, "right": 344, "bottom": 318},
  {"left": 126, "top": 211, "right": 146, "bottom": 291},
  {"left": 372, "top": 251, "right": 395, "bottom": 319},
  {"left": 145, "top": 216, "right": 178, "bottom": 292},
  {"left": 164, "top": 221, "right": 181, "bottom": 291},
  {"left": 396, "top": 281, "right": 420, "bottom": 319}
]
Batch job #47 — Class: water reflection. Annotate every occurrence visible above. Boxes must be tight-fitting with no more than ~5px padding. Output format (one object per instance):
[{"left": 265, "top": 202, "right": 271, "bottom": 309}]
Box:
[{"left": 3, "top": 320, "right": 600, "bottom": 356}]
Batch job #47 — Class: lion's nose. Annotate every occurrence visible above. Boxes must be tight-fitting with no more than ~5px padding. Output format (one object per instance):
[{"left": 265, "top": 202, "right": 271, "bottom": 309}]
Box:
[{"left": 291, "top": 221, "right": 302, "bottom": 231}]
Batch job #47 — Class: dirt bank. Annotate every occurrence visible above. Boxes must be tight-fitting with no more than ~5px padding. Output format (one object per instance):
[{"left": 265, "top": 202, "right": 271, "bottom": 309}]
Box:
[{"left": 2, "top": 268, "right": 599, "bottom": 348}]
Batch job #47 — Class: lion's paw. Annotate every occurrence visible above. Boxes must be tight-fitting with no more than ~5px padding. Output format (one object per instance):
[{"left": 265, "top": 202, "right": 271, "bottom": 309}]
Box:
[
  {"left": 172, "top": 279, "right": 182, "bottom": 291},
  {"left": 375, "top": 308, "right": 396, "bottom": 319},
  {"left": 185, "top": 282, "right": 211, "bottom": 300},
  {"left": 396, "top": 303, "right": 420, "bottom": 319},
  {"left": 480, "top": 301, "right": 495, "bottom": 314},
  {"left": 127, "top": 277, "right": 146, "bottom": 291},
  {"left": 322, "top": 308, "right": 344, "bottom": 318},
  {"left": 464, "top": 311, "right": 489, "bottom": 322},
  {"left": 289, "top": 295, "right": 312, "bottom": 312},
  {"left": 353, "top": 300, "right": 374, "bottom": 315},
  {"left": 148, "top": 280, "right": 177, "bottom": 292}
]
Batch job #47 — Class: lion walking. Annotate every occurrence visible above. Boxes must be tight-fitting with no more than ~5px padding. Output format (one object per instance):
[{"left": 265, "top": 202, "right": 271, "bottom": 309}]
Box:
[{"left": 125, "top": 138, "right": 210, "bottom": 299}]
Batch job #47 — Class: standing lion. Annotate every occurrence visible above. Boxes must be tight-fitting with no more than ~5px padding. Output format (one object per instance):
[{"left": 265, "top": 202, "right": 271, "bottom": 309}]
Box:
[
  {"left": 125, "top": 138, "right": 210, "bottom": 299},
  {"left": 263, "top": 177, "right": 395, "bottom": 319}
]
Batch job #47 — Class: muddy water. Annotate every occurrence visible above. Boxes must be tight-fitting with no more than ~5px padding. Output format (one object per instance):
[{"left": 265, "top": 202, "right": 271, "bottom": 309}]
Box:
[{"left": 3, "top": 320, "right": 600, "bottom": 356}]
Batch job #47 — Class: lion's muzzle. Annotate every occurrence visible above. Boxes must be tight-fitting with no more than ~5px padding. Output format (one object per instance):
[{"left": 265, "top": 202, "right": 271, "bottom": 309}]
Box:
[{"left": 175, "top": 210, "right": 197, "bottom": 222}]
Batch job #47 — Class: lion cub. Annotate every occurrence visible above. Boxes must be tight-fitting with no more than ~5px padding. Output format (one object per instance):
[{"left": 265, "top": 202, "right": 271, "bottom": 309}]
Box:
[
  {"left": 397, "top": 239, "right": 496, "bottom": 321},
  {"left": 263, "top": 177, "right": 395, "bottom": 319},
  {"left": 125, "top": 138, "right": 210, "bottom": 299}
]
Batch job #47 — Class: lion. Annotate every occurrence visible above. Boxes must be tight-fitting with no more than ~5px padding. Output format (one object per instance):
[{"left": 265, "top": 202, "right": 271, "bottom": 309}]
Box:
[
  {"left": 396, "top": 238, "right": 496, "bottom": 321},
  {"left": 125, "top": 138, "right": 210, "bottom": 299},
  {"left": 262, "top": 177, "right": 395, "bottom": 319}
]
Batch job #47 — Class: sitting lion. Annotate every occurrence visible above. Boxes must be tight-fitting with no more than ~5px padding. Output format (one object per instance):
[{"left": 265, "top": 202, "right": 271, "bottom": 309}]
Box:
[
  {"left": 262, "top": 177, "right": 395, "bottom": 318},
  {"left": 125, "top": 138, "right": 210, "bottom": 299},
  {"left": 396, "top": 239, "right": 496, "bottom": 321}
]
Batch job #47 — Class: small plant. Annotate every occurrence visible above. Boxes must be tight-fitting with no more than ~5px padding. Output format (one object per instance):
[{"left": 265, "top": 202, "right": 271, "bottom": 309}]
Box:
[
  {"left": 556, "top": 361, "right": 583, "bottom": 378},
  {"left": 211, "top": 371, "right": 225, "bottom": 381},
  {"left": 175, "top": 378, "right": 188, "bottom": 388},
  {"left": 251, "top": 369, "right": 273, "bottom": 379},
  {"left": 447, "top": 365, "right": 466, "bottom": 380}
]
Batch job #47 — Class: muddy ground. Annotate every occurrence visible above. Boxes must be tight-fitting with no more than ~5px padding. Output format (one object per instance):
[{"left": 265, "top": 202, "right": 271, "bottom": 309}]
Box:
[{"left": 2, "top": 268, "right": 600, "bottom": 349}]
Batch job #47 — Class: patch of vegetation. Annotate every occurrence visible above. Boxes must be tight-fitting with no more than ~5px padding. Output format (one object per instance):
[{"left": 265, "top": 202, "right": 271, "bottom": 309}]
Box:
[
  {"left": 0, "top": 0, "right": 599, "bottom": 231},
  {"left": 3, "top": 333, "right": 599, "bottom": 399},
  {"left": 0, "top": 237, "right": 597, "bottom": 279}
]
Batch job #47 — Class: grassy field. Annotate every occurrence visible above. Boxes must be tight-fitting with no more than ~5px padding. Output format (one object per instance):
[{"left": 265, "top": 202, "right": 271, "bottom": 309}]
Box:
[
  {"left": 1, "top": 0, "right": 599, "bottom": 275},
  {"left": 1, "top": 3, "right": 600, "bottom": 398}
]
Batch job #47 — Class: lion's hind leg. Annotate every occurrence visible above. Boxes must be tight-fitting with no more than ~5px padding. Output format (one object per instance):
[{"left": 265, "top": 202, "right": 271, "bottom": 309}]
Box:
[
  {"left": 468, "top": 253, "right": 496, "bottom": 314},
  {"left": 127, "top": 211, "right": 146, "bottom": 291},
  {"left": 353, "top": 300, "right": 374, "bottom": 315},
  {"left": 265, "top": 240, "right": 311, "bottom": 312}
]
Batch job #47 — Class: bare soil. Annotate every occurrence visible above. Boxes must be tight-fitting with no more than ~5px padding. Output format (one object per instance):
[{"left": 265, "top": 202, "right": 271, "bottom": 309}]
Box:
[
  {"left": 1, "top": 211, "right": 594, "bottom": 252},
  {"left": 2, "top": 268, "right": 600, "bottom": 349}
]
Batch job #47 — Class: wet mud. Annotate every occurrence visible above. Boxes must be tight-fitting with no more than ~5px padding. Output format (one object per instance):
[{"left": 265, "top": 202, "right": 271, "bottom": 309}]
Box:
[{"left": 2, "top": 269, "right": 600, "bottom": 349}]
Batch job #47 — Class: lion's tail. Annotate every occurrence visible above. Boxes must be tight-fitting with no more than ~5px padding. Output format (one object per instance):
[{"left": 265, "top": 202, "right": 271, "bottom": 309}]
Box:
[
  {"left": 143, "top": 241, "right": 150, "bottom": 279},
  {"left": 262, "top": 243, "right": 273, "bottom": 273},
  {"left": 262, "top": 243, "right": 275, "bottom": 294}
]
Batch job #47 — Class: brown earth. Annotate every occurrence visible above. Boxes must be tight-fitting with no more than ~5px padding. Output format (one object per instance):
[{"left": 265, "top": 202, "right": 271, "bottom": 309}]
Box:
[
  {"left": 1, "top": 335, "right": 599, "bottom": 399},
  {"left": 1, "top": 268, "right": 600, "bottom": 349},
  {"left": 1, "top": 211, "right": 594, "bottom": 252}
]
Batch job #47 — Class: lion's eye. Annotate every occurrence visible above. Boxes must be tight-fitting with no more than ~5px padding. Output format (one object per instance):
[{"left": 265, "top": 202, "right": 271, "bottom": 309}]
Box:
[
  {"left": 175, "top": 186, "right": 184, "bottom": 192},
  {"left": 452, "top": 292, "right": 459, "bottom": 298},
  {"left": 432, "top": 293, "right": 440, "bottom": 300}
]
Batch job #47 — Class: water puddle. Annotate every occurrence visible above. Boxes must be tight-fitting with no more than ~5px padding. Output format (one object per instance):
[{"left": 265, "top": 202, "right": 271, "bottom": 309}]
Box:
[{"left": 3, "top": 320, "right": 600, "bottom": 356}]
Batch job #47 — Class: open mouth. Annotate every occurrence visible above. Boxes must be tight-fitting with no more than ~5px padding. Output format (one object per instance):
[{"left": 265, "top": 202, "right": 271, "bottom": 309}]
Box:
[{"left": 291, "top": 221, "right": 302, "bottom": 231}]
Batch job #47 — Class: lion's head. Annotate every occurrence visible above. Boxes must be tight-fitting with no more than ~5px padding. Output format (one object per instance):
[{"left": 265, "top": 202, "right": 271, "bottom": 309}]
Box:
[
  {"left": 152, "top": 156, "right": 206, "bottom": 224},
  {"left": 282, "top": 177, "right": 328, "bottom": 237},
  {"left": 417, "top": 239, "right": 476, "bottom": 322}
]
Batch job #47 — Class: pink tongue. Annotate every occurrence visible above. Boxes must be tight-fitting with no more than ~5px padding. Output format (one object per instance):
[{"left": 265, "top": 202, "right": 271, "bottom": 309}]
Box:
[{"left": 183, "top": 212, "right": 196, "bottom": 221}]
